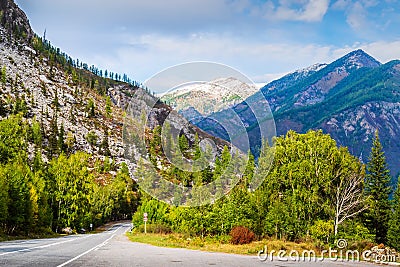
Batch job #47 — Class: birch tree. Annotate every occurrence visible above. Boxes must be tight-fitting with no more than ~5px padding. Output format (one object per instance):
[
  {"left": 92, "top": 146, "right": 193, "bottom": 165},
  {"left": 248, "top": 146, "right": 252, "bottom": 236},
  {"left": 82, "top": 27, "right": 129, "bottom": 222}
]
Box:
[{"left": 334, "top": 173, "right": 368, "bottom": 236}]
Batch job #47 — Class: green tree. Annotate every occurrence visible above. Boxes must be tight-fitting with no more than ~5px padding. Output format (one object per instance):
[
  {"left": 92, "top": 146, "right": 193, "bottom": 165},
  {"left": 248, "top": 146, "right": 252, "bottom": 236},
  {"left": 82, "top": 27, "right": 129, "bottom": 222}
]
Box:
[
  {"left": 364, "top": 131, "right": 392, "bottom": 244},
  {"left": 110, "top": 163, "right": 138, "bottom": 220},
  {"left": 48, "top": 114, "right": 59, "bottom": 158},
  {"left": 86, "top": 131, "right": 98, "bottom": 147},
  {"left": 65, "top": 132, "right": 75, "bottom": 153},
  {"left": 1, "top": 66, "right": 6, "bottom": 89},
  {"left": 0, "top": 98, "right": 7, "bottom": 116},
  {"left": 105, "top": 96, "right": 112, "bottom": 118},
  {"left": 4, "top": 159, "right": 33, "bottom": 235},
  {"left": 178, "top": 134, "right": 189, "bottom": 154},
  {"left": 0, "top": 167, "right": 9, "bottom": 233},
  {"left": 87, "top": 98, "right": 95, "bottom": 118},
  {"left": 49, "top": 152, "right": 94, "bottom": 231},
  {"left": 58, "top": 122, "right": 65, "bottom": 153},
  {"left": 256, "top": 130, "right": 364, "bottom": 240},
  {"left": 100, "top": 128, "right": 111, "bottom": 156},
  {"left": 193, "top": 133, "right": 201, "bottom": 160},
  {"left": 387, "top": 175, "right": 400, "bottom": 250},
  {"left": 242, "top": 150, "right": 255, "bottom": 188},
  {"left": 31, "top": 118, "right": 43, "bottom": 148},
  {"left": 0, "top": 115, "right": 27, "bottom": 163},
  {"left": 52, "top": 88, "right": 59, "bottom": 111}
]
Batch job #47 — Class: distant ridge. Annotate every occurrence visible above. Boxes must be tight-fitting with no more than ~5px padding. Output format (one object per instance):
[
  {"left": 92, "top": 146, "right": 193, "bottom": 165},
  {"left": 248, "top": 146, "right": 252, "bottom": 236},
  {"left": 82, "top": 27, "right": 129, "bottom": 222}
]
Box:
[{"left": 190, "top": 50, "right": 400, "bottom": 181}]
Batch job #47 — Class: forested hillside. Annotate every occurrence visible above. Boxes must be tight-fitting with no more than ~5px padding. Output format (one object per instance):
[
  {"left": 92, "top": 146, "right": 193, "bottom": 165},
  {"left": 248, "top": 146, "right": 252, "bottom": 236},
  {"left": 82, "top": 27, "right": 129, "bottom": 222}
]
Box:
[
  {"left": 1, "top": 0, "right": 399, "bottom": 255},
  {"left": 0, "top": 0, "right": 227, "bottom": 236},
  {"left": 0, "top": 0, "right": 142, "bottom": 235},
  {"left": 192, "top": 50, "right": 400, "bottom": 180},
  {"left": 132, "top": 130, "right": 400, "bottom": 251}
]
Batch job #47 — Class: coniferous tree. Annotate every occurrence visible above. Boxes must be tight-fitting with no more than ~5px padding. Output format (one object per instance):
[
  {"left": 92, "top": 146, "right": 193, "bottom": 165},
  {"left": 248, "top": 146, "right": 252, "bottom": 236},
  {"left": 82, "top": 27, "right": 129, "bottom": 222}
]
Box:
[
  {"left": 242, "top": 150, "right": 255, "bottom": 188},
  {"left": 0, "top": 98, "right": 7, "bottom": 116},
  {"left": 52, "top": 88, "right": 59, "bottom": 111},
  {"left": 58, "top": 122, "right": 65, "bottom": 153},
  {"left": 364, "top": 131, "right": 392, "bottom": 244},
  {"left": 105, "top": 96, "right": 112, "bottom": 118},
  {"left": 86, "top": 131, "right": 98, "bottom": 148},
  {"left": 69, "top": 107, "right": 76, "bottom": 123},
  {"left": 178, "top": 134, "right": 189, "bottom": 154},
  {"left": 65, "top": 132, "right": 75, "bottom": 154},
  {"left": 100, "top": 127, "right": 111, "bottom": 156},
  {"left": 87, "top": 98, "right": 95, "bottom": 118},
  {"left": 387, "top": 176, "right": 400, "bottom": 250},
  {"left": 48, "top": 114, "right": 59, "bottom": 158},
  {"left": 1, "top": 66, "right": 6, "bottom": 89}
]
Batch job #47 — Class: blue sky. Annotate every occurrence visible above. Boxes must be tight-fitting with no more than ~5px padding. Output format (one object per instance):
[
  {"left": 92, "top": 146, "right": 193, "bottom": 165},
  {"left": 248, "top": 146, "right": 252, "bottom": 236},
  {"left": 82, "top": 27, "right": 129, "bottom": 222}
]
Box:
[{"left": 15, "top": 0, "right": 400, "bottom": 85}]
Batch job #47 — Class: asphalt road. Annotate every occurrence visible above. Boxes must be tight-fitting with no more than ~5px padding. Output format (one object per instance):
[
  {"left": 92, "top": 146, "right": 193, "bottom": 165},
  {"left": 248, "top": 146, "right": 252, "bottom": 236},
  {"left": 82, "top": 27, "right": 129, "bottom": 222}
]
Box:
[{"left": 0, "top": 222, "right": 379, "bottom": 267}]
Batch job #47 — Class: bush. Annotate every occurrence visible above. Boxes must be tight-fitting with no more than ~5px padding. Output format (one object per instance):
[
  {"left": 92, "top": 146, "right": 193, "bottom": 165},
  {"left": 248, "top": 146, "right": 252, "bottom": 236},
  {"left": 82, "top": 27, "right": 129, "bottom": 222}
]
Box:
[
  {"left": 310, "top": 220, "right": 334, "bottom": 243},
  {"left": 136, "top": 224, "right": 172, "bottom": 234},
  {"left": 230, "top": 226, "right": 255, "bottom": 245}
]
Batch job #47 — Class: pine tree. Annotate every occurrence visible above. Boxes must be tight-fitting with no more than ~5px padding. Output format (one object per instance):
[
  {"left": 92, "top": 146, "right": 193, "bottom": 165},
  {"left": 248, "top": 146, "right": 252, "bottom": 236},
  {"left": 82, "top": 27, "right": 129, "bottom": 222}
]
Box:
[
  {"left": 100, "top": 127, "right": 111, "bottom": 156},
  {"left": 0, "top": 98, "right": 7, "bottom": 116},
  {"left": 178, "top": 134, "right": 189, "bottom": 154},
  {"left": 387, "top": 176, "right": 400, "bottom": 250},
  {"left": 86, "top": 131, "right": 98, "bottom": 148},
  {"left": 48, "top": 114, "right": 59, "bottom": 158},
  {"left": 364, "top": 130, "right": 392, "bottom": 244},
  {"left": 58, "top": 122, "right": 65, "bottom": 153},
  {"left": 105, "top": 96, "right": 112, "bottom": 118},
  {"left": 193, "top": 133, "right": 201, "bottom": 160},
  {"left": 87, "top": 98, "right": 95, "bottom": 118},
  {"left": 1, "top": 66, "right": 6, "bottom": 89},
  {"left": 52, "top": 88, "right": 59, "bottom": 111},
  {"left": 242, "top": 150, "right": 255, "bottom": 188},
  {"left": 65, "top": 132, "right": 75, "bottom": 154}
]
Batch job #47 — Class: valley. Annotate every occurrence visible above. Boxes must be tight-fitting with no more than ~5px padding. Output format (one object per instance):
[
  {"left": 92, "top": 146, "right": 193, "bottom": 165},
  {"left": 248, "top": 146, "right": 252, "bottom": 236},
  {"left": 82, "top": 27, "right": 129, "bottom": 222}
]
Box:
[{"left": 0, "top": 0, "right": 400, "bottom": 266}]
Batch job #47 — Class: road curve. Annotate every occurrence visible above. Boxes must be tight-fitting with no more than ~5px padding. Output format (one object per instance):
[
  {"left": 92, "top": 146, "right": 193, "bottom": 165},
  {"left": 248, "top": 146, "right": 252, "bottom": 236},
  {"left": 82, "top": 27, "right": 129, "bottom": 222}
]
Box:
[{"left": 0, "top": 222, "right": 375, "bottom": 267}]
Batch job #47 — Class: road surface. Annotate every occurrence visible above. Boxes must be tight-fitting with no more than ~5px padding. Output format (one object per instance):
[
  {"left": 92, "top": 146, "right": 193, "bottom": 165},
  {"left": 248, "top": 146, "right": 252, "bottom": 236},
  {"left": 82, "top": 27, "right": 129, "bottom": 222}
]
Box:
[{"left": 0, "top": 222, "right": 379, "bottom": 266}]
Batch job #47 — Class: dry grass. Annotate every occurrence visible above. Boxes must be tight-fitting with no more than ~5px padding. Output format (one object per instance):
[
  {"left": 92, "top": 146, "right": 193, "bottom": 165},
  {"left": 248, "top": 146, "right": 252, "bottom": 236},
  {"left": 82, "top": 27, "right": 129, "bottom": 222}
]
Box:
[{"left": 126, "top": 232, "right": 319, "bottom": 256}]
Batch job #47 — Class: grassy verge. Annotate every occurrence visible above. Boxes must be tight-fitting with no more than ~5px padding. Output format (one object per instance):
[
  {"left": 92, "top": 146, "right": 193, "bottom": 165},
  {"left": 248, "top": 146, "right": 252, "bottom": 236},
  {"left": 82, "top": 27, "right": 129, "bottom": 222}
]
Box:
[
  {"left": 127, "top": 232, "right": 400, "bottom": 264},
  {"left": 126, "top": 232, "right": 318, "bottom": 256}
]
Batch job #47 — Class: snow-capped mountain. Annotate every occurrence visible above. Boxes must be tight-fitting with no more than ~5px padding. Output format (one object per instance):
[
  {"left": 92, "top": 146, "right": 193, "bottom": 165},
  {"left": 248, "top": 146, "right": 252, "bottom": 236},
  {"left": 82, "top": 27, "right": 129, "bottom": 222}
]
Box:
[{"left": 160, "top": 77, "right": 258, "bottom": 116}]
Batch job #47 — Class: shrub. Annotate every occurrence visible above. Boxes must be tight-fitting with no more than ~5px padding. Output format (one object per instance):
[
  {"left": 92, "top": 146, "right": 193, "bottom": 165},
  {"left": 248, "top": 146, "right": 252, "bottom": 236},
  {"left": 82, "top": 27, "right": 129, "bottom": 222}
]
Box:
[
  {"left": 230, "top": 226, "right": 255, "bottom": 245},
  {"left": 310, "top": 220, "right": 334, "bottom": 243}
]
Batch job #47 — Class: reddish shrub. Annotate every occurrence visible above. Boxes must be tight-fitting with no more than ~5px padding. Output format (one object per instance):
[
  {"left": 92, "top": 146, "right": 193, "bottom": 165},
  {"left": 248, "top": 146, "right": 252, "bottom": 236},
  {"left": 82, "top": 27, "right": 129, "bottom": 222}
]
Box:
[{"left": 230, "top": 226, "right": 255, "bottom": 245}]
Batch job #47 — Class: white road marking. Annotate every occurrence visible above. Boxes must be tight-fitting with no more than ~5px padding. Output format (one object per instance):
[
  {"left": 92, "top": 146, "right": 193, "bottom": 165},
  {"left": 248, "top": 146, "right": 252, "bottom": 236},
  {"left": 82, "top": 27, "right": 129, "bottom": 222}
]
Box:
[
  {"left": 56, "top": 227, "right": 122, "bottom": 267},
  {"left": 0, "top": 235, "right": 93, "bottom": 256}
]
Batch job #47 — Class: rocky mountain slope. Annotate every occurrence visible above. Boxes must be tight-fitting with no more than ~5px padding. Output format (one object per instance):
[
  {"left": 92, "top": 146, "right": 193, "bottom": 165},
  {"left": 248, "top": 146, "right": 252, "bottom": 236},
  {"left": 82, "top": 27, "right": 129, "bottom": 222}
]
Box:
[
  {"left": 160, "top": 77, "right": 258, "bottom": 117},
  {"left": 193, "top": 50, "right": 400, "bottom": 179},
  {"left": 0, "top": 0, "right": 228, "bottom": 179}
]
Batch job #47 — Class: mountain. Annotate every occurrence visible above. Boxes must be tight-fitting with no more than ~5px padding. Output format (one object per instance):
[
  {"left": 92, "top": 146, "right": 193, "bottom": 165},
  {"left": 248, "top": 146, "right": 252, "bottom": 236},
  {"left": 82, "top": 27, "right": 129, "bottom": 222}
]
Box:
[
  {"left": 261, "top": 63, "right": 327, "bottom": 111},
  {"left": 0, "top": 0, "right": 228, "bottom": 177},
  {"left": 192, "top": 50, "right": 400, "bottom": 179},
  {"left": 0, "top": 0, "right": 33, "bottom": 42},
  {"left": 160, "top": 77, "right": 258, "bottom": 116},
  {"left": 262, "top": 49, "right": 381, "bottom": 112}
]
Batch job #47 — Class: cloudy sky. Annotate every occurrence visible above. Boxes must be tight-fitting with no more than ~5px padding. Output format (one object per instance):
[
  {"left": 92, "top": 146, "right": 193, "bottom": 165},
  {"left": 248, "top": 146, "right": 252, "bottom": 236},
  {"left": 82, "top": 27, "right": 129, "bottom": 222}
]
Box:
[{"left": 15, "top": 0, "right": 400, "bottom": 85}]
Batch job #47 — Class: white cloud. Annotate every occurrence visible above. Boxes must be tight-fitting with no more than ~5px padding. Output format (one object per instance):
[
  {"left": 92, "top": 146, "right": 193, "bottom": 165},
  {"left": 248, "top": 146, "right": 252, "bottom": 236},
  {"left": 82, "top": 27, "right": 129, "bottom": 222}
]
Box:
[
  {"left": 346, "top": 2, "right": 368, "bottom": 30},
  {"left": 264, "top": 0, "right": 330, "bottom": 22},
  {"left": 97, "top": 32, "right": 400, "bottom": 82},
  {"left": 332, "top": 0, "right": 352, "bottom": 10},
  {"left": 359, "top": 40, "right": 400, "bottom": 63},
  {"left": 333, "top": 0, "right": 381, "bottom": 33}
]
